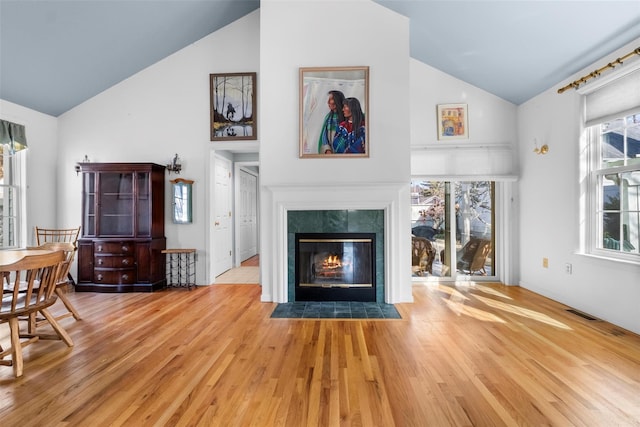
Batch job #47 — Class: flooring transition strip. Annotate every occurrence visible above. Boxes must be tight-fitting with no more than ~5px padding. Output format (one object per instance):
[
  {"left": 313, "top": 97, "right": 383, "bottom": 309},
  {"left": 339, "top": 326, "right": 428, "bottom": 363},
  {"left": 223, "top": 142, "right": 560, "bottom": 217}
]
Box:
[{"left": 271, "top": 301, "right": 401, "bottom": 319}]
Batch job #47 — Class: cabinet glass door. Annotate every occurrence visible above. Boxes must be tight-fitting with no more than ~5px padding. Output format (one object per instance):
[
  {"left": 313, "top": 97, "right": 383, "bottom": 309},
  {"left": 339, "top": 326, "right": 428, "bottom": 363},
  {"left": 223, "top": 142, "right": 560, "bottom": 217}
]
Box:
[
  {"left": 83, "top": 172, "right": 96, "bottom": 236},
  {"left": 99, "top": 172, "right": 134, "bottom": 236},
  {"left": 136, "top": 172, "right": 151, "bottom": 236}
]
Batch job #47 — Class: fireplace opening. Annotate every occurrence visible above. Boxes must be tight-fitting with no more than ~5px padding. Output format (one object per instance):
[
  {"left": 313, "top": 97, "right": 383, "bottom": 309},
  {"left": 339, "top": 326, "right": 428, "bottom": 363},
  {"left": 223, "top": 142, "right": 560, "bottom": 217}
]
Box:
[{"left": 295, "top": 232, "right": 376, "bottom": 302}]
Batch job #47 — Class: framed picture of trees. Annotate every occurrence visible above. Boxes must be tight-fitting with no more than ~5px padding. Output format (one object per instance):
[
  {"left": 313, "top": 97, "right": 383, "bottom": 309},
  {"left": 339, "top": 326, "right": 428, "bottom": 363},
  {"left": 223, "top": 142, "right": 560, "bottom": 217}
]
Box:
[{"left": 210, "top": 72, "right": 257, "bottom": 141}]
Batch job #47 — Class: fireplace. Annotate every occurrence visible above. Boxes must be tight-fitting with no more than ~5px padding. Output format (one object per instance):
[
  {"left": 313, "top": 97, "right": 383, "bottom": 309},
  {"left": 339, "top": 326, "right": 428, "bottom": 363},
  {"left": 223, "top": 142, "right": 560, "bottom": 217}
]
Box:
[{"left": 295, "top": 232, "right": 376, "bottom": 302}]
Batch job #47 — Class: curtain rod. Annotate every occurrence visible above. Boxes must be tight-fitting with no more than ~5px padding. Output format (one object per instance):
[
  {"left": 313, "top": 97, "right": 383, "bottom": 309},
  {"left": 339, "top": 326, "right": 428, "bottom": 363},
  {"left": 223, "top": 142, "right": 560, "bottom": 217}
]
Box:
[{"left": 557, "top": 47, "right": 640, "bottom": 94}]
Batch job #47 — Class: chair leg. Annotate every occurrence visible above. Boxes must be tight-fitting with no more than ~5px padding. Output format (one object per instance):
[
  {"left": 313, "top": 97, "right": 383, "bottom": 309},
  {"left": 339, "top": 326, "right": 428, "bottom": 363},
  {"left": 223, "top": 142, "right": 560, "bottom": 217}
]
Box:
[
  {"left": 8, "top": 317, "right": 23, "bottom": 378},
  {"left": 39, "top": 309, "right": 74, "bottom": 347},
  {"left": 55, "top": 287, "right": 82, "bottom": 320},
  {"left": 27, "top": 312, "right": 37, "bottom": 334}
]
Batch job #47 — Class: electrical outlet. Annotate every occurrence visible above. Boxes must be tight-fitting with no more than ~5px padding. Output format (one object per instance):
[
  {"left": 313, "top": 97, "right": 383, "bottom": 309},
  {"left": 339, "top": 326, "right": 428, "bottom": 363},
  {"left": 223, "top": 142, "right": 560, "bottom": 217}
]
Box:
[
  {"left": 542, "top": 257, "right": 548, "bottom": 268},
  {"left": 565, "top": 263, "right": 572, "bottom": 274}
]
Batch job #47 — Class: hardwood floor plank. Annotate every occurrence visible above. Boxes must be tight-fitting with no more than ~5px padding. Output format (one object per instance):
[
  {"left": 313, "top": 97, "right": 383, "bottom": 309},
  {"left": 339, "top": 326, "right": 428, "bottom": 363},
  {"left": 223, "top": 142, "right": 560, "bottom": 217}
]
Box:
[{"left": 1, "top": 282, "right": 639, "bottom": 426}]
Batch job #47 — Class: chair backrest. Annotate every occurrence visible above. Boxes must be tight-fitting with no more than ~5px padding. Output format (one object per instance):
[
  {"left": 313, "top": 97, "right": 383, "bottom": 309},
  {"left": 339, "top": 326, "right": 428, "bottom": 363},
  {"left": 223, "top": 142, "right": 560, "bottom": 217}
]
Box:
[
  {"left": 0, "top": 251, "right": 65, "bottom": 317},
  {"left": 469, "top": 239, "right": 492, "bottom": 271},
  {"left": 412, "top": 236, "right": 436, "bottom": 273},
  {"left": 35, "top": 227, "right": 80, "bottom": 247},
  {"left": 32, "top": 242, "right": 76, "bottom": 286},
  {"left": 458, "top": 239, "right": 481, "bottom": 264}
]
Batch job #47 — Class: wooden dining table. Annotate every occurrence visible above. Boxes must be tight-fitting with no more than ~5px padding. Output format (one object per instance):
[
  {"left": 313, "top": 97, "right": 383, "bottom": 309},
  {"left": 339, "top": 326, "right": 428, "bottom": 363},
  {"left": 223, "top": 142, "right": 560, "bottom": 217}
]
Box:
[{"left": 0, "top": 249, "right": 53, "bottom": 267}]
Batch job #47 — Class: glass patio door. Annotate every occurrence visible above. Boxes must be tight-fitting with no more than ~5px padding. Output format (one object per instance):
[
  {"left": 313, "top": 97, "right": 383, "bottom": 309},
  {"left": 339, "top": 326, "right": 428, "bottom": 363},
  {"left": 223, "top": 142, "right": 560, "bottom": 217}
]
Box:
[{"left": 411, "top": 179, "right": 495, "bottom": 280}]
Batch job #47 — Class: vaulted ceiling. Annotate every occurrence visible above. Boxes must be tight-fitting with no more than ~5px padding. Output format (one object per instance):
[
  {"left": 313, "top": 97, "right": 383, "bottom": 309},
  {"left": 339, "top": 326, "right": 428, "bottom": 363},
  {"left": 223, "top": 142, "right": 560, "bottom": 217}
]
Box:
[{"left": 1, "top": 1, "right": 639, "bottom": 117}]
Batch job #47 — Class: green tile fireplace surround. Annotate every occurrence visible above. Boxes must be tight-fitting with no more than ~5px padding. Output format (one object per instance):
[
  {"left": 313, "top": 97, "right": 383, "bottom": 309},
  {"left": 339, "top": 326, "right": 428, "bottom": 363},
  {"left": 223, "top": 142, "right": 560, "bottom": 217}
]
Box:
[{"left": 287, "top": 210, "right": 385, "bottom": 302}]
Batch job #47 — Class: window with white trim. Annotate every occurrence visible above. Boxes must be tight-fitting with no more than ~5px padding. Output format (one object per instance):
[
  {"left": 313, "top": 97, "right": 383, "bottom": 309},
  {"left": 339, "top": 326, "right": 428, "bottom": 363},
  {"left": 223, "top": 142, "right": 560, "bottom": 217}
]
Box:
[
  {"left": 0, "top": 148, "right": 24, "bottom": 249},
  {"left": 582, "top": 60, "right": 640, "bottom": 263},
  {"left": 0, "top": 119, "right": 28, "bottom": 249},
  {"left": 588, "top": 113, "right": 640, "bottom": 261}
]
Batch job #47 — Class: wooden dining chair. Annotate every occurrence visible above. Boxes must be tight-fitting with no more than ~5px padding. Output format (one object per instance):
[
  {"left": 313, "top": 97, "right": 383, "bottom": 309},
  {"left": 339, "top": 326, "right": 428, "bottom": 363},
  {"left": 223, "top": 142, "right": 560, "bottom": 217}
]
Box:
[
  {"left": 0, "top": 251, "right": 73, "bottom": 378},
  {"left": 35, "top": 226, "right": 81, "bottom": 285},
  {"left": 35, "top": 226, "right": 81, "bottom": 246},
  {"left": 29, "top": 242, "right": 82, "bottom": 326}
]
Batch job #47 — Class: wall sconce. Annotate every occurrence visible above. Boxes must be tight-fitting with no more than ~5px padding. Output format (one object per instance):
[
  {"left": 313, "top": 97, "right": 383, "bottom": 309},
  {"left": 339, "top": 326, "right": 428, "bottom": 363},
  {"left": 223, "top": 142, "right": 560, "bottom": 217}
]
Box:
[
  {"left": 166, "top": 153, "right": 182, "bottom": 174},
  {"left": 533, "top": 139, "right": 549, "bottom": 155},
  {"left": 75, "top": 155, "right": 90, "bottom": 175}
]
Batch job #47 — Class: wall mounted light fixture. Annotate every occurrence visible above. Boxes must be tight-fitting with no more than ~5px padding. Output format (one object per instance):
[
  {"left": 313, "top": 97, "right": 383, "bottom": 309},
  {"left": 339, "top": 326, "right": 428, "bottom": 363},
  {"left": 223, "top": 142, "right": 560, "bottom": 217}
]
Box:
[
  {"left": 533, "top": 139, "right": 549, "bottom": 155},
  {"left": 166, "top": 153, "right": 182, "bottom": 174},
  {"left": 75, "top": 155, "right": 91, "bottom": 175}
]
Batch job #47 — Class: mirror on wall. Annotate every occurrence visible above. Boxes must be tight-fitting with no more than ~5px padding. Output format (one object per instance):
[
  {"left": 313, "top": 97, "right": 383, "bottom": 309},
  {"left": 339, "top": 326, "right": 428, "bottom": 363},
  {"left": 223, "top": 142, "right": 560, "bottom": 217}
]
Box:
[{"left": 171, "top": 178, "right": 194, "bottom": 224}]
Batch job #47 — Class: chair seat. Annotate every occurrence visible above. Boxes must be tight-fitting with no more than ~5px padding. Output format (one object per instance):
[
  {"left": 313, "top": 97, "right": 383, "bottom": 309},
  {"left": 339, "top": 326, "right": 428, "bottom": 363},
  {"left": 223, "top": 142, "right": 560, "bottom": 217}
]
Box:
[{"left": 1, "top": 292, "right": 56, "bottom": 317}]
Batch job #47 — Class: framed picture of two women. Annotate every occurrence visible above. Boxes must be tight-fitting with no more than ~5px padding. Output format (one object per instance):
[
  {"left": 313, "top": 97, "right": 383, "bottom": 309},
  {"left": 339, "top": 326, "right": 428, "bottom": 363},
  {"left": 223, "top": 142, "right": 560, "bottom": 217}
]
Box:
[{"left": 299, "top": 66, "right": 369, "bottom": 158}]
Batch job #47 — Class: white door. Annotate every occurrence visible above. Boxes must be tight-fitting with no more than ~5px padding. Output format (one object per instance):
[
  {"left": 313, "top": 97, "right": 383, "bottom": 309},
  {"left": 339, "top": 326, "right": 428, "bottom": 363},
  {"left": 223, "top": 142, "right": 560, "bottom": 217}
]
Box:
[
  {"left": 213, "top": 156, "right": 233, "bottom": 276},
  {"left": 238, "top": 169, "right": 258, "bottom": 262}
]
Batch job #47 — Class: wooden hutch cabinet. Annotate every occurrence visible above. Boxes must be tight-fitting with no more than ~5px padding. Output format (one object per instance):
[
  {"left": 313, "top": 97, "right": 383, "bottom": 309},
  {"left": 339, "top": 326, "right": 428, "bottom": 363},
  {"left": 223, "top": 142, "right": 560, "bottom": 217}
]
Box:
[{"left": 76, "top": 163, "right": 166, "bottom": 292}]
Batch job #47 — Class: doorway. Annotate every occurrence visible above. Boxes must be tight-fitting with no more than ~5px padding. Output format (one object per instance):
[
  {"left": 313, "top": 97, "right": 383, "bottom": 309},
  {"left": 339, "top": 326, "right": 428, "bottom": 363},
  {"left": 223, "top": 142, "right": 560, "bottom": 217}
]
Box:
[
  {"left": 212, "top": 155, "right": 233, "bottom": 278},
  {"left": 209, "top": 153, "right": 260, "bottom": 283},
  {"left": 411, "top": 179, "right": 496, "bottom": 280},
  {"left": 235, "top": 165, "right": 259, "bottom": 266}
]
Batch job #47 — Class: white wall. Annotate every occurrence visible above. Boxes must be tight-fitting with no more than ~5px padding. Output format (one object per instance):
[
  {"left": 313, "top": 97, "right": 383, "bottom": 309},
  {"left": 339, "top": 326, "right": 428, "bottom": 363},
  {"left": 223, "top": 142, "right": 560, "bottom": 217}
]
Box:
[
  {"left": 0, "top": 99, "right": 58, "bottom": 244},
  {"left": 518, "top": 38, "right": 640, "bottom": 334},
  {"left": 56, "top": 11, "right": 260, "bottom": 284},
  {"left": 259, "top": 0, "right": 413, "bottom": 303},
  {"left": 410, "top": 59, "right": 518, "bottom": 177}
]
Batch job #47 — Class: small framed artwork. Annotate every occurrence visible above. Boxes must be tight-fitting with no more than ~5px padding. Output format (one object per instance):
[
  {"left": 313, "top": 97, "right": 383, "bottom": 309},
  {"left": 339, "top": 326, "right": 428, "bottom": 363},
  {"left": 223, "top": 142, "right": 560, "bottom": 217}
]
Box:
[
  {"left": 299, "top": 66, "right": 369, "bottom": 158},
  {"left": 210, "top": 72, "right": 257, "bottom": 141},
  {"left": 437, "top": 103, "right": 468, "bottom": 140}
]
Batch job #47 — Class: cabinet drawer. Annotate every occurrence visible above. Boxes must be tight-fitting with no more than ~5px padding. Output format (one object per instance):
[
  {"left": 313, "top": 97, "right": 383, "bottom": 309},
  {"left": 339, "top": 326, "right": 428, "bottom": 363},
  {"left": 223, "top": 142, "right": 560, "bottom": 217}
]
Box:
[
  {"left": 94, "top": 269, "right": 136, "bottom": 284},
  {"left": 95, "top": 255, "right": 135, "bottom": 268},
  {"left": 94, "top": 241, "right": 134, "bottom": 254}
]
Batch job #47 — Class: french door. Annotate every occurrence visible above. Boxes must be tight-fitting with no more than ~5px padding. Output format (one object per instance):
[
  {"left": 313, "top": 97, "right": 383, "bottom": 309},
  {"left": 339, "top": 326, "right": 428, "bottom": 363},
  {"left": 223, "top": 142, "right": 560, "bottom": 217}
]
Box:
[{"left": 411, "top": 180, "right": 496, "bottom": 280}]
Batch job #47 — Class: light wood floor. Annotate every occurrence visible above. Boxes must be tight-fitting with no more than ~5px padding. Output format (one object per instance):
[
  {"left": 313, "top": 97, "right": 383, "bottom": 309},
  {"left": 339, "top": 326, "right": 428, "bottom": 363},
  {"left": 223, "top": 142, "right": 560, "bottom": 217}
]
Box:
[
  {"left": 241, "top": 254, "right": 259, "bottom": 267},
  {"left": 1, "top": 282, "right": 639, "bottom": 426}
]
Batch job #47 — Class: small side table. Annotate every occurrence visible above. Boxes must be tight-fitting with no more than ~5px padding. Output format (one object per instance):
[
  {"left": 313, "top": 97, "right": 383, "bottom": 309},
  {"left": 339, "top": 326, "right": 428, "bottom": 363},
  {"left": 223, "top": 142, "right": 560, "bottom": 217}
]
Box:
[{"left": 162, "top": 249, "right": 196, "bottom": 290}]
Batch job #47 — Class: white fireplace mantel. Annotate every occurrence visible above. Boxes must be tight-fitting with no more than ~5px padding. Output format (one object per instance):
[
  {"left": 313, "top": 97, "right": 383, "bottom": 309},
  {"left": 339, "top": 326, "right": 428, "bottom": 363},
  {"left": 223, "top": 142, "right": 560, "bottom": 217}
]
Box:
[{"left": 260, "top": 182, "right": 413, "bottom": 304}]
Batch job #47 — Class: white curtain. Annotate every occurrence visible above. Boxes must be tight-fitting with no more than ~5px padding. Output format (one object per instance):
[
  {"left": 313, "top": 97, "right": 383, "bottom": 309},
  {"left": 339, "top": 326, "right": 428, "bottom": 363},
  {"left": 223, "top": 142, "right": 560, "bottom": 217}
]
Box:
[{"left": 583, "top": 66, "right": 640, "bottom": 127}]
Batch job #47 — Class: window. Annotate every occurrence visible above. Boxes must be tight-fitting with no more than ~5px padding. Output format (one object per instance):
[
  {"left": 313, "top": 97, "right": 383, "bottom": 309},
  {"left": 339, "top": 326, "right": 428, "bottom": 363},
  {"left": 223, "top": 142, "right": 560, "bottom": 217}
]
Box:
[
  {"left": 411, "top": 179, "right": 495, "bottom": 279},
  {"left": 588, "top": 112, "right": 640, "bottom": 261},
  {"left": 0, "top": 147, "right": 25, "bottom": 248}
]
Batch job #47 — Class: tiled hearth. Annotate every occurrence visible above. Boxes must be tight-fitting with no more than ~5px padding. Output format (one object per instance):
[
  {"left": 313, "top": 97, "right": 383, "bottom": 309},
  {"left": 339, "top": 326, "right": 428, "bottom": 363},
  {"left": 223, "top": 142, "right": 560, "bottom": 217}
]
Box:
[
  {"left": 287, "top": 209, "right": 384, "bottom": 302},
  {"left": 271, "top": 301, "right": 401, "bottom": 319}
]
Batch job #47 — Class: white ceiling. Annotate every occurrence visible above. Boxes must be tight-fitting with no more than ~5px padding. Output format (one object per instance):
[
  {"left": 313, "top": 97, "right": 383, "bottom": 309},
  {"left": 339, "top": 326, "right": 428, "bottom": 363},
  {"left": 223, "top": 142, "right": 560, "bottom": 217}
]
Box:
[{"left": 1, "top": 0, "right": 639, "bottom": 117}]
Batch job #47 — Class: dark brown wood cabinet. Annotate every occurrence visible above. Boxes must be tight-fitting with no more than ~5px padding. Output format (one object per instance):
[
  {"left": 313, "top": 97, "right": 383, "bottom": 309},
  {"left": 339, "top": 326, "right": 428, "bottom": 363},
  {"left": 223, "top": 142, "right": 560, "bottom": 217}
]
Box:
[{"left": 76, "top": 163, "right": 166, "bottom": 292}]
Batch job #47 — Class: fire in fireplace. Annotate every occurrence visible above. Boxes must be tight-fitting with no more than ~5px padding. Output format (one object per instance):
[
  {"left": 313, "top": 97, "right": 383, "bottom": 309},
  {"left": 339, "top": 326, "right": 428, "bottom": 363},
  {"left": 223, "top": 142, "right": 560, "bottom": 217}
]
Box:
[{"left": 295, "top": 232, "right": 376, "bottom": 302}]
